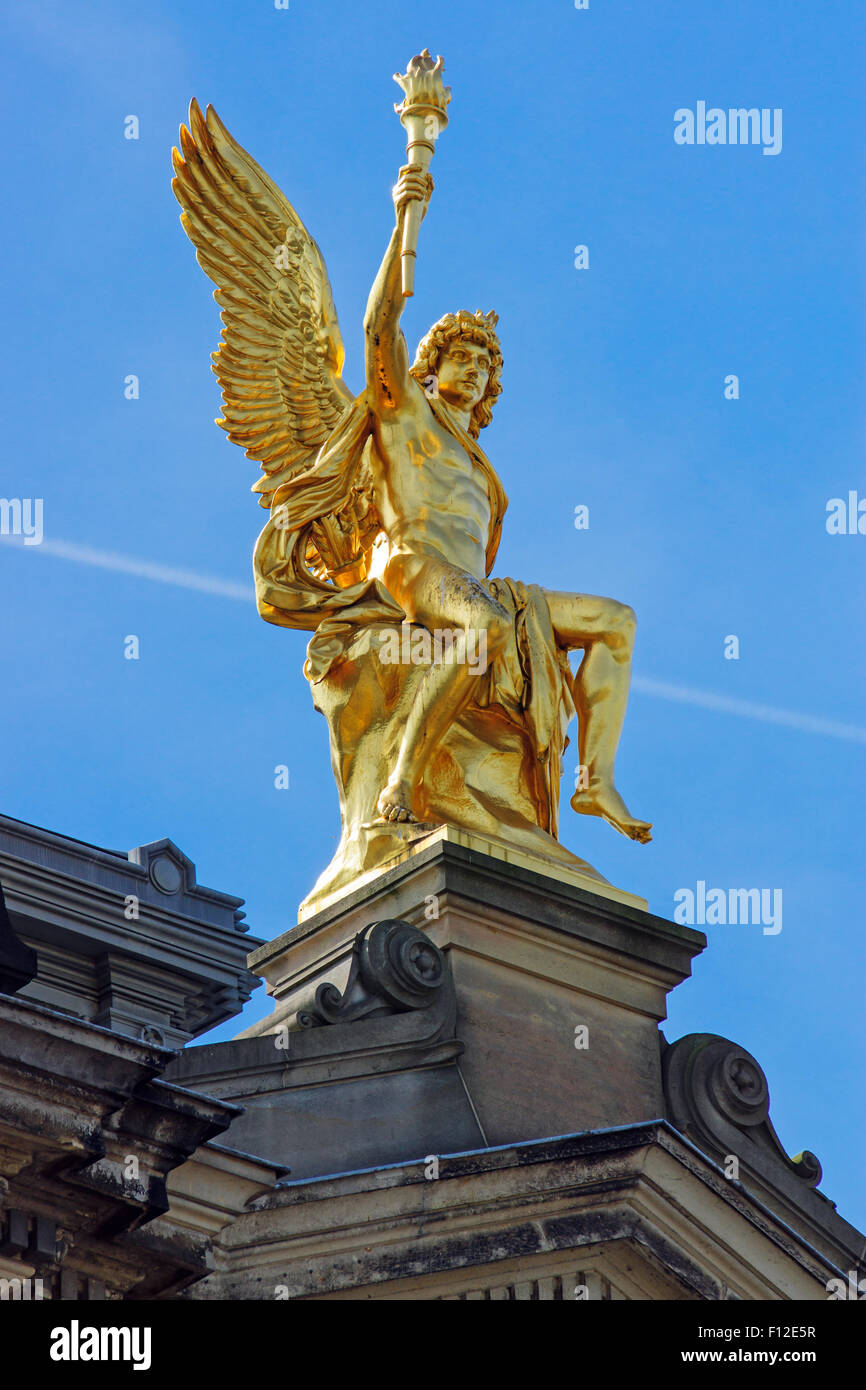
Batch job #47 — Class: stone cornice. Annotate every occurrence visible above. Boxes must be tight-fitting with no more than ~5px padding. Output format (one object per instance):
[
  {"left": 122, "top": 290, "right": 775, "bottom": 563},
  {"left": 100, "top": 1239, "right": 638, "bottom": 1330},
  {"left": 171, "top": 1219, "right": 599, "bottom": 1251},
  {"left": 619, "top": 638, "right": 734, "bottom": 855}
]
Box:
[
  {"left": 250, "top": 837, "right": 705, "bottom": 986},
  {"left": 0, "top": 815, "right": 264, "bottom": 1042},
  {"left": 0, "top": 816, "right": 245, "bottom": 917},
  {"left": 196, "top": 1122, "right": 856, "bottom": 1301}
]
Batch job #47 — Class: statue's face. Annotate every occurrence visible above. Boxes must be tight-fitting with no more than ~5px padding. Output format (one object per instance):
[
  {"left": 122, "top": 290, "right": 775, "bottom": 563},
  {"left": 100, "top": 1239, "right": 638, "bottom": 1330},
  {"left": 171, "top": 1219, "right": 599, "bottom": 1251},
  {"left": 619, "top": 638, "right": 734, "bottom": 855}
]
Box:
[{"left": 436, "top": 339, "right": 491, "bottom": 412}]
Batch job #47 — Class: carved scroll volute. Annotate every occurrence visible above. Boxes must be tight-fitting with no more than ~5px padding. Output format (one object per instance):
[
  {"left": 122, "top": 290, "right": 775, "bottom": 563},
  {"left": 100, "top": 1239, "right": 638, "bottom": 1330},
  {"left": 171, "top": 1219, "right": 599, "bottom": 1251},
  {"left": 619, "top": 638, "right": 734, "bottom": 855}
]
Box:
[
  {"left": 297, "top": 919, "right": 444, "bottom": 1028},
  {"left": 359, "top": 918, "right": 443, "bottom": 1008},
  {"left": 663, "top": 1033, "right": 822, "bottom": 1187}
]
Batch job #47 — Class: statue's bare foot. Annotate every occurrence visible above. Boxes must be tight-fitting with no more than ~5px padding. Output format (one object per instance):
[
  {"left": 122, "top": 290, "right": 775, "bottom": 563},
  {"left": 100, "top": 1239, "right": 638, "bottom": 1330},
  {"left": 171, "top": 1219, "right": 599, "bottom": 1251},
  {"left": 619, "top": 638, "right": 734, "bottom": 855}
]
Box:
[
  {"left": 376, "top": 776, "right": 418, "bottom": 824},
  {"left": 571, "top": 781, "right": 653, "bottom": 844}
]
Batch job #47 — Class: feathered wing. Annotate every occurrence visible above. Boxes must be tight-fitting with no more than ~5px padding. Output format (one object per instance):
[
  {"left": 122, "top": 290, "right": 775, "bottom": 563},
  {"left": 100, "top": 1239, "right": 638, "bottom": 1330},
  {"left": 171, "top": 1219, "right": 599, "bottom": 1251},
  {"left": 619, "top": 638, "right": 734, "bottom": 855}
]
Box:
[{"left": 172, "top": 99, "right": 355, "bottom": 511}]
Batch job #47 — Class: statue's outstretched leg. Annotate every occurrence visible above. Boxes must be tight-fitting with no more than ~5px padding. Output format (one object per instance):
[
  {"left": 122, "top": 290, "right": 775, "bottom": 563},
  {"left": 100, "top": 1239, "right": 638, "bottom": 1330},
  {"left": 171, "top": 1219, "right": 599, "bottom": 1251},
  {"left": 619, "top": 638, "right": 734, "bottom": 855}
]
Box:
[{"left": 544, "top": 591, "right": 652, "bottom": 844}]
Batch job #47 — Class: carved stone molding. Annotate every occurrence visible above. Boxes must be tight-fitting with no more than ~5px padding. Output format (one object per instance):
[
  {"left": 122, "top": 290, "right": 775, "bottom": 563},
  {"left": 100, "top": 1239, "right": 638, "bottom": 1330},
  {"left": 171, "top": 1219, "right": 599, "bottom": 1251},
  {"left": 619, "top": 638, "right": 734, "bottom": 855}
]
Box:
[
  {"left": 297, "top": 919, "right": 444, "bottom": 1028},
  {"left": 0, "top": 817, "right": 262, "bottom": 1045},
  {"left": 0, "top": 880, "right": 37, "bottom": 995},
  {"left": 662, "top": 1032, "right": 821, "bottom": 1187}
]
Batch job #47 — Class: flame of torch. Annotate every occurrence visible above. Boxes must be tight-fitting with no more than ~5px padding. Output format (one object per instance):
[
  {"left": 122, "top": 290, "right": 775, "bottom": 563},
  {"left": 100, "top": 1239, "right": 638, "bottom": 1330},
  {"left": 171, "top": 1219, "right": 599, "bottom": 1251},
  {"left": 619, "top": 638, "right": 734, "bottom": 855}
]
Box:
[{"left": 393, "top": 49, "right": 451, "bottom": 297}]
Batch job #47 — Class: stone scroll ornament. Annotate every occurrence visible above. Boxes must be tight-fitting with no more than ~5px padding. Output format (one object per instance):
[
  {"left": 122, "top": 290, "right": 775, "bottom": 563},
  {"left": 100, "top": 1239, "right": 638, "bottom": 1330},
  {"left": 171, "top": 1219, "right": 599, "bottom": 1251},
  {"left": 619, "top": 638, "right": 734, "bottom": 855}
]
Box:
[
  {"left": 172, "top": 51, "right": 652, "bottom": 918},
  {"left": 662, "top": 1033, "right": 822, "bottom": 1187},
  {"left": 296, "top": 920, "right": 445, "bottom": 1028}
]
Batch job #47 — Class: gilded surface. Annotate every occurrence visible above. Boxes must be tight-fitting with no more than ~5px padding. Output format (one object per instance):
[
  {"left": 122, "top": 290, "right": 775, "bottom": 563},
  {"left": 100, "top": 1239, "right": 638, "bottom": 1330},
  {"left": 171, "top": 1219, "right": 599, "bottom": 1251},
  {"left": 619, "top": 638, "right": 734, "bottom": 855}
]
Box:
[{"left": 172, "top": 52, "right": 651, "bottom": 915}]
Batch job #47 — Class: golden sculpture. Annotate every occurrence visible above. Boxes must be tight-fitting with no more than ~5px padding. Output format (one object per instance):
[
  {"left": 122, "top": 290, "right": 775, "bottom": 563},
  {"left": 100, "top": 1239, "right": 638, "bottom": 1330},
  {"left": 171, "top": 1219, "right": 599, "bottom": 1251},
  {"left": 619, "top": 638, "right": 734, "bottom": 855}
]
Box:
[{"left": 172, "top": 51, "right": 651, "bottom": 916}]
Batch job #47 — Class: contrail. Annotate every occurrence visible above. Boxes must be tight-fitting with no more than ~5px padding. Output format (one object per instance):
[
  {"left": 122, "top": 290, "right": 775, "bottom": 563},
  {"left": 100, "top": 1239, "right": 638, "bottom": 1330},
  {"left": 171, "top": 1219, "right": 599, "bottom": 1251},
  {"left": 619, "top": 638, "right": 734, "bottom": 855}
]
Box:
[
  {"left": 632, "top": 676, "right": 866, "bottom": 746},
  {"left": 6, "top": 536, "right": 865, "bottom": 745},
  {"left": 34, "top": 538, "right": 253, "bottom": 601}
]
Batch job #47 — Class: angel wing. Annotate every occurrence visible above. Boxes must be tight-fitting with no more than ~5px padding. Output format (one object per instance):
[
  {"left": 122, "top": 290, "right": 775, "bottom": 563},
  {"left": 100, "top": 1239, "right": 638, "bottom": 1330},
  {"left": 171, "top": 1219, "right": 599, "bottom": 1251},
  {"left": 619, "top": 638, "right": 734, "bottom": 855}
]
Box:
[{"left": 172, "top": 100, "right": 356, "bottom": 515}]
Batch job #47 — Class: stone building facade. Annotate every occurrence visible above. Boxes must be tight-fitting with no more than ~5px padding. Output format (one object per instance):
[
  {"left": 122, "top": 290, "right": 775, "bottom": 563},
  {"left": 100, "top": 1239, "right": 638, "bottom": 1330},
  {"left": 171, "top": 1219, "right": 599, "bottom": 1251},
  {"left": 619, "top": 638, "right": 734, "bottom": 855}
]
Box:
[{"left": 0, "top": 815, "right": 862, "bottom": 1301}]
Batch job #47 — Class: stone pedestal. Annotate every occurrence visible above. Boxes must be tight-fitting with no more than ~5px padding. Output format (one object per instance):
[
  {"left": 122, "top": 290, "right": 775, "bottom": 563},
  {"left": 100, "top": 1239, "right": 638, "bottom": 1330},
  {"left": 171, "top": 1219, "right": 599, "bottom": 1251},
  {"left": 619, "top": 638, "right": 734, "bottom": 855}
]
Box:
[{"left": 170, "top": 832, "right": 705, "bottom": 1169}]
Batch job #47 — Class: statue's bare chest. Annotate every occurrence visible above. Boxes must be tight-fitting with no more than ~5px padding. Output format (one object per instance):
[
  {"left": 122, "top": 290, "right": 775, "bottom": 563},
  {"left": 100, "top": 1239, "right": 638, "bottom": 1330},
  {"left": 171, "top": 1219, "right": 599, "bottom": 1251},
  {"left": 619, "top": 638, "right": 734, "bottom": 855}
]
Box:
[{"left": 373, "top": 414, "right": 490, "bottom": 533}]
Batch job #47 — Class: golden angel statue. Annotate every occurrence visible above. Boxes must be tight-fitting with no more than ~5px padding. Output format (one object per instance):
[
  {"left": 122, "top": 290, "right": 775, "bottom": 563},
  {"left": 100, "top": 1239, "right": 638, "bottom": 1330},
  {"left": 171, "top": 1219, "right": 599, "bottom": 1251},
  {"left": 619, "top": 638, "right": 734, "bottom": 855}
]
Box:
[{"left": 172, "top": 54, "right": 651, "bottom": 917}]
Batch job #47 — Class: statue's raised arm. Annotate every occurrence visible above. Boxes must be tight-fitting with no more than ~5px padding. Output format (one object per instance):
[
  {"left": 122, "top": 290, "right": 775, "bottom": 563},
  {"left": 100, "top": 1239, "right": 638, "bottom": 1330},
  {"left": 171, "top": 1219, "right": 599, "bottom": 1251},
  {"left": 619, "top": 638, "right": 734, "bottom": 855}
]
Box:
[{"left": 364, "top": 166, "right": 432, "bottom": 415}]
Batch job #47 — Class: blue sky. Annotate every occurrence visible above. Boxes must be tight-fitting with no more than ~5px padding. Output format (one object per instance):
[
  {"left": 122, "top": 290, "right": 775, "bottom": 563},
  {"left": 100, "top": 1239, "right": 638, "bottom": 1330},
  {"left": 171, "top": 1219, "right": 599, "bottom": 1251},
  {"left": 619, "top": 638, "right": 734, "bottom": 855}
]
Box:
[{"left": 1, "top": 1, "right": 864, "bottom": 1229}]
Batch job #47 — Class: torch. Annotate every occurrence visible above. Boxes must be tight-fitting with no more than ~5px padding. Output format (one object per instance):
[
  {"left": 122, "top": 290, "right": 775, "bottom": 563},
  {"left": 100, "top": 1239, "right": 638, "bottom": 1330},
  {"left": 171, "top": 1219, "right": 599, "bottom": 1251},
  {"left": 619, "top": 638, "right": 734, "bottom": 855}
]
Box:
[{"left": 393, "top": 49, "right": 451, "bottom": 297}]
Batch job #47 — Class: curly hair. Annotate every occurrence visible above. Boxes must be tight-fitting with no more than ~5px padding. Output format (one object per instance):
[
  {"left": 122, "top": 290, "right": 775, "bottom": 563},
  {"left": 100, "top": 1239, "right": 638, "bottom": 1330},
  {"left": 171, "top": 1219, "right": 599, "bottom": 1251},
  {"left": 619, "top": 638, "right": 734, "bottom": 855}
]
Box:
[{"left": 409, "top": 309, "right": 502, "bottom": 438}]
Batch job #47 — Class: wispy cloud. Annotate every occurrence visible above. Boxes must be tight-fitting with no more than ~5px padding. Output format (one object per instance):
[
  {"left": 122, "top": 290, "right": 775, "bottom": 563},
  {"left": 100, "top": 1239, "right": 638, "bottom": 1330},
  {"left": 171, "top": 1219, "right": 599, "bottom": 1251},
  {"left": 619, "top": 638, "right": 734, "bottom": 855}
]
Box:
[{"left": 6, "top": 536, "right": 865, "bottom": 744}]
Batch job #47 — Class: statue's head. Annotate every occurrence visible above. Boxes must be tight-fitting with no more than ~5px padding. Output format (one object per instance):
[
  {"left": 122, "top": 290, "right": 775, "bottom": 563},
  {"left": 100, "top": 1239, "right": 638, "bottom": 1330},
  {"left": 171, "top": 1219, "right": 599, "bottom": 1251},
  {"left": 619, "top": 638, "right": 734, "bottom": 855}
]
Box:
[{"left": 410, "top": 310, "right": 502, "bottom": 438}]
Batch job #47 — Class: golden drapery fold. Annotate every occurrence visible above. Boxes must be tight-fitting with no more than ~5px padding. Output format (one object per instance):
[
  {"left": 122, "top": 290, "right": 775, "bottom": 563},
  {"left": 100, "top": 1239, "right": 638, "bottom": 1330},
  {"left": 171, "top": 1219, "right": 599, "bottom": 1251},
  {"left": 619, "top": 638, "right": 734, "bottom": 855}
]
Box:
[{"left": 481, "top": 577, "right": 577, "bottom": 841}]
